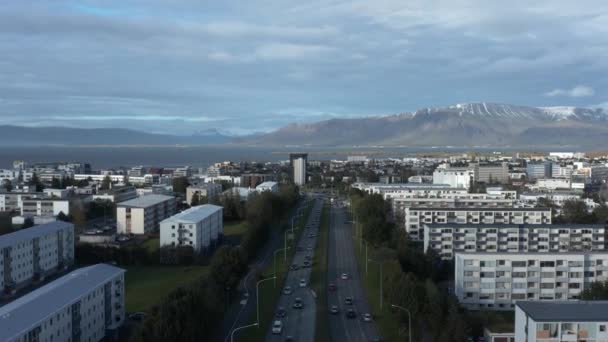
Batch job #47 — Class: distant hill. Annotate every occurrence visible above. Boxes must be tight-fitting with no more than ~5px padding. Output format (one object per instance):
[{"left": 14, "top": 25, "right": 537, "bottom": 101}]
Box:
[
  {"left": 237, "top": 103, "right": 608, "bottom": 148},
  {"left": 0, "top": 126, "right": 231, "bottom": 146}
]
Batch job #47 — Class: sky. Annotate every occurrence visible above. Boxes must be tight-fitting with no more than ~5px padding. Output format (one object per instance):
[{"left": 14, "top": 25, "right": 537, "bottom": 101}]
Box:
[{"left": 0, "top": 0, "right": 607, "bottom": 135}]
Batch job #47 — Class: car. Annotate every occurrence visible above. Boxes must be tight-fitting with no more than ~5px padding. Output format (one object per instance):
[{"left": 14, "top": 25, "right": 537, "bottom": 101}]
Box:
[
  {"left": 306, "top": 246, "right": 313, "bottom": 251},
  {"left": 290, "top": 264, "right": 299, "bottom": 270},
  {"left": 345, "top": 297, "right": 353, "bottom": 305},
  {"left": 304, "top": 255, "right": 312, "bottom": 261},
  {"left": 330, "top": 305, "right": 339, "bottom": 314},
  {"left": 283, "top": 286, "right": 292, "bottom": 295},
  {"left": 478, "top": 338, "right": 487, "bottom": 342},
  {"left": 284, "top": 336, "right": 294, "bottom": 342},
  {"left": 293, "top": 297, "right": 303, "bottom": 309},
  {"left": 272, "top": 320, "right": 283, "bottom": 334},
  {"left": 299, "top": 279, "right": 307, "bottom": 287},
  {"left": 371, "top": 338, "right": 384, "bottom": 342},
  {"left": 128, "top": 312, "right": 146, "bottom": 321},
  {"left": 328, "top": 283, "right": 336, "bottom": 292},
  {"left": 303, "top": 261, "right": 311, "bottom": 267},
  {"left": 362, "top": 313, "right": 372, "bottom": 322},
  {"left": 346, "top": 309, "right": 356, "bottom": 319},
  {"left": 275, "top": 307, "right": 286, "bottom": 318},
  {"left": 341, "top": 273, "right": 349, "bottom": 280}
]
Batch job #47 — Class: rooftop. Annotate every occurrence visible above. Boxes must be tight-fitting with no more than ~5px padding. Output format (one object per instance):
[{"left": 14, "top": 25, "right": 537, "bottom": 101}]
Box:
[
  {"left": 161, "top": 204, "right": 223, "bottom": 224},
  {"left": 0, "top": 264, "right": 125, "bottom": 341},
  {"left": 353, "top": 182, "right": 465, "bottom": 190},
  {"left": 117, "top": 194, "right": 174, "bottom": 208},
  {"left": 0, "top": 221, "right": 73, "bottom": 250},
  {"left": 414, "top": 207, "right": 551, "bottom": 212},
  {"left": 257, "top": 181, "right": 278, "bottom": 188},
  {"left": 516, "top": 301, "right": 608, "bottom": 322}
]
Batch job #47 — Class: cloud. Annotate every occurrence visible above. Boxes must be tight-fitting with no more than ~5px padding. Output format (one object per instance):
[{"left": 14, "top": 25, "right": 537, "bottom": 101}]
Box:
[
  {"left": 544, "top": 85, "right": 595, "bottom": 98},
  {"left": 254, "top": 43, "right": 335, "bottom": 60}
]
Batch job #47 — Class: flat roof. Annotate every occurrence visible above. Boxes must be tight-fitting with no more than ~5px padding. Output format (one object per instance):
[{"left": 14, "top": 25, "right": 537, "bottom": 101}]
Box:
[
  {"left": 0, "top": 264, "right": 125, "bottom": 341},
  {"left": 425, "top": 223, "right": 604, "bottom": 229},
  {"left": 353, "top": 183, "right": 465, "bottom": 189},
  {"left": 516, "top": 301, "right": 608, "bottom": 322},
  {"left": 413, "top": 207, "right": 550, "bottom": 212},
  {"left": 455, "top": 251, "right": 608, "bottom": 256},
  {"left": 117, "top": 194, "right": 174, "bottom": 208},
  {"left": 257, "top": 181, "right": 278, "bottom": 187},
  {"left": 0, "top": 221, "right": 72, "bottom": 250},
  {"left": 161, "top": 204, "right": 222, "bottom": 224}
]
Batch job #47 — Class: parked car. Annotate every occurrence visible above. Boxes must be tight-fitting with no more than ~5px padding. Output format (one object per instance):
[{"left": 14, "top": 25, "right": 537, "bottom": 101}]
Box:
[
  {"left": 328, "top": 283, "right": 336, "bottom": 292},
  {"left": 341, "top": 273, "right": 349, "bottom": 280},
  {"left": 299, "top": 278, "right": 307, "bottom": 287},
  {"left": 363, "top": 313, "right": 372, "bottom": 322}
]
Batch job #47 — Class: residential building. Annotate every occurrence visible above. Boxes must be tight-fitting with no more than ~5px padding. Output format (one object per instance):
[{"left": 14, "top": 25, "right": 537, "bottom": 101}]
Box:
[
  {"left": 533, "top": 178, "right": 572, "bottom": 191},
  {"left": 222, "top": 187, "right": 256, "bottom": 201},
  {"left": 43, "top": 188, "right": 70, "bottom": 199},
  {"left": 433, "top": 166, "right": 475, "bottom": 189},
  {"left": 128, "top": 174, "right": 160, "bottom": 186},
  {"left": 515, "top": 301, "right": 608, "bottom": 342},
  {"left": 160, "top": 204, "right": 223, "bottom": 253},
  {"left": 186, "top": 183, "right": 222, "bottom": 205},
  {"left": 290, "top": 153, "right": 308, "bottom": 186},
  {"left": 20, "top": 198, "right": 70, "bottom": 217},
  {"left": 0, "top": 264, "right": 125, "bottom": 342},
  {"left": 352, "top": 183, "right": 468, "bottom": 200},
  {"left": 0, "top": 221, "right": 74, "bottom": 292},
  {"left": 256, "top": 181, "right": 279, "bottom": 193},
  {"left": 92, "top": 185, "right": 138, "bottom": 203},
  {"left": 424, "top": 223, "right": 605, "bottom": 259},
  {"left": 407, "top": 207, "right": 552, "bottom": 241},
  {"left": 74, "top": 174, "right": 125, "bottom": 183},
  {"left": 172, "top": 166, "right": 192, "bottom": 178},
  {"left": 116, "top": 195, "right": 176, "bottom": 235},
  {"left": 527, "top": 162, "right": 552, "bottom": 180},
  {"left": 240, "top": 173, "right": 275, "bottom": 188},
  {"left": 474, "top": 162, "right": 510, "bottom": 184},
  {"left": 455, "top": 252, "right": 608, "bottom": 310}
]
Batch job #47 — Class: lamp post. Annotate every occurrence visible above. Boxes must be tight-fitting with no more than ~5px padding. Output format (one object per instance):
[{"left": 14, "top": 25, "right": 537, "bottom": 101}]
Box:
[
  {"left": 273, "top": 247, "right": 290, "bottom": 288},
  {"left": 353, "top": 236, "right": 369, "bottom": 275},
  {"left": 390, "top": 304, "right": 412, "bottom": 342},
  {"left": 256, "top": 276, "right": 276, "bottom": 326},
  {"left": 230, "top": 322, "right": 258, "bottom": 342},
  {"left": 368, "top": 258, "right": 385, "bottom": 311}
]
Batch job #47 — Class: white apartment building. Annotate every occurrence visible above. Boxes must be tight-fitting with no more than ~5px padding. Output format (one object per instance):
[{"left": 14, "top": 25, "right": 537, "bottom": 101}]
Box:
[
  {"left": 0, "top": 221, "right": 74, "bottom": 292},
  {"left": 256, "top": 181, "right": 279, "bottom": 193},
  {"left": 352, "top": 183, "right": 468, "bottom": 200},
  {"left": 455, "top": 252, "right": 608, "bottom": 310},
  {"left": 128, "top": 174, "right": 160, "bottom": 186},
  {"left": 473, "top": 163, "right": 510, "bottom": 184},
  {"left": 74, "top": 174, "right": 125, "bottom": 183},
  {"left": 0, "top": 264, "right": 125, "bottom": 342},
  {"left": 186, "top": 183, "right": 222, "bottom": 205},
  {"left": 116, "top": 195, "right": 176, "bottom": 235},
  {"left": 406, "top": 207, "right": 552, "bottom": 240},
  {"left": 433, "top": 166, "right": 475, "bottom": 189},
  {"left": 291, "top": 154, "right": 307, "bottom": 186},
  {"left": 515, "top": 301, "right": 608, "bottom": 342},
  {"left": 160, "top": 204, "right": 223, "bottom": 253},
  {"left": 532, "top": 178, "right": 572, "bottom": 191},
  {"left": 424, "top": 223, "right": 606, "bottom": 259},
  {"left": 92, "top": 185, "right": 138, "bottom": 203},
  {"left": 0, "top": 192, "right": 70, "bottom": 217}
]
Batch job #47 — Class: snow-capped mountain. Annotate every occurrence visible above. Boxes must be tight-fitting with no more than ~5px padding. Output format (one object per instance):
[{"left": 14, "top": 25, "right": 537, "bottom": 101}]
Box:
[{"left": 239, "top": 103, "right": 608, "bottom": 147}]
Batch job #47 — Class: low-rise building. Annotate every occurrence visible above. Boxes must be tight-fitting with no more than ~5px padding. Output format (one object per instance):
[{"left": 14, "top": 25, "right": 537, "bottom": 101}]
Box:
[
  {"left": 515, "top": 301, "right": 608, "bottom": 342},
  {"left": 116, "top": 195, "right": 176, "bottom": 235},
  {"left": 425, "top": 223, "right": 606, "bottom": 259},
  {"left": 160, "top": 204, "right": 223, "bottom": 253},
  {"left": 92, "top": 185, "right": 138, "bottom": 203},
  {"left": 256, "top": 181, "right": 279, "bottom": 193},
  {"left": 407, "top": 207, "right": 552, "bottom": 241},
  {"left": 352, "top": 183, "right": 468, "bottom": 200},
  {"left": 0, "top": 264, "right": 125, "bottom": 342},
  {"left": 455, "top": 252, "right": 608, "bottom": 310},
  {"left": 0, "top": 221, "right": 74, "bottom": 292},
  {"left": 433, "top": 166, "right": 475, "bottom": 189},
  {"left": 186, "top": 183, "right": 223, "bottom": 205}
]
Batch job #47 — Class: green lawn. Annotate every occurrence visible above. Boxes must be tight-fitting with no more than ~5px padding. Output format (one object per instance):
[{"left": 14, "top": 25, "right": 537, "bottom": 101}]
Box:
[
  {"left": 141, "top": 238, "right": 160, "bottom": 253},
  {"left": 224, "top": 220, "right": 249, "bottom": 237},
  {"left": 353, "top": 239, "right": 403, "bottom": 342},
  {"left": 125, "top": 266, "right": 208, "bottom": 313},
  {"left": 311, "top": 204, "right": 330, "bottom": 342}
]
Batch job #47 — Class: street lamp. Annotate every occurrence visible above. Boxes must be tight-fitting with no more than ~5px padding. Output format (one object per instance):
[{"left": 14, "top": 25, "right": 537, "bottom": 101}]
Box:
[
  {"left": 256, "top": 276, "right": 276, "bottom": 326},
  {"left": 273, "top": 247, "right": 290, "bottom": 287},
  {"left": 368, "top": 258, "right": 386, "bottom": 311},
  {"left": 352, "top": 236, "right": 369, "bottom": 275},
  {"left": 230, "top": 322, "right": 258, "bottom": 342},
  {"left": 390, "top": 304, "right": 412, "bottom": 342}
]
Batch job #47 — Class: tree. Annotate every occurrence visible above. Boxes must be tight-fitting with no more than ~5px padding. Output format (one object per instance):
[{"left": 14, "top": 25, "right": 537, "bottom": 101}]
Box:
[
  {"left": 2, "top": 179, "right": 12, "bottom": 192},
  {"left": 22, "top": 217, "right": 35, "bottom": 229},
  {"left": 560, "top": 199, "right": 595, "bottom": 223},
  {"left": 28, "top": 172, "right": 44, "bottom": 192},
  {"left": 0, "top": 212, "right": 12, "bottom": 236},
  {"left": 57, "top": 211, "right": 70, "bottom": 222},
  {"left": 593, "top": 205, "right": 608, "bottom": 224},
  {"left": 172, "top": 176, "right": 189, "bottom": 194},
  {"left": 51, "top": 177, "right": 61, "bottom": 189},
  {"left": 70, "top": 204, "right": 87, "bottom": 232},
  {"left": 190, "top": 192, "right": 201, "bottom": 206},
  {"left": 100, "top": 175, "right": 112, "bottom": 190},
  {"left": 581, "top": 281, "right": 608, "bottom": 300}
]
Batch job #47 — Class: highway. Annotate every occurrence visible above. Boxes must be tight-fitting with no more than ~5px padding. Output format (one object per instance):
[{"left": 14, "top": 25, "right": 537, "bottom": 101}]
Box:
[
  {"left": 264, "top": 198, "right": 323, "bottom": 342},
  {"left": 327, "top": 203, "right": 381, "bottom": 342},
  {"left": 218, "top": 198, "right": 311, "bottom": 342}
]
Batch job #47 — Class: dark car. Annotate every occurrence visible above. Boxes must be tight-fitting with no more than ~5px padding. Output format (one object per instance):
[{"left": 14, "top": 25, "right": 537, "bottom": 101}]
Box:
[
  {"left": 346, "top": 309, "right": 356, "bottom": 319},
  {"left": 275, "top": 307, "right": 286, "bottom": 318},
  {"left": 293, "top": 297, "right": 303, "bottom": 309},
  {"left": 328, "top": 283, "right": 336, "bottom": 292},
  {"left": 345, "top": 297, "right": 353, "bottom": 305}
]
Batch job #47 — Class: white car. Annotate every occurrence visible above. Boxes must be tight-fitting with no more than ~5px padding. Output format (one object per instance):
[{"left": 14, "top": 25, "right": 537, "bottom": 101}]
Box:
[
  {"left": 341, "top": 273, "right": 349, "bottom": 280},
  {"left": 272, "top": 320, "right": 283, "bottom": 334},
  {"left": 299, "top": 278, "right": 307, "bottom": 287},
  {"left": 363, "top": 313, "right": 373, "bottom": 322}
]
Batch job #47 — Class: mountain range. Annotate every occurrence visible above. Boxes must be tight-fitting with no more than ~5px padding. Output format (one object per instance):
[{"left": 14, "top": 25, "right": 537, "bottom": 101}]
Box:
[
  {"left": 238, "top": 103, "right": 608, "bottom": 148},
  {"left": 2, "top": 103, "right": 607, "bottom": 148}
]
